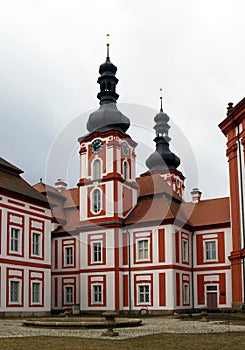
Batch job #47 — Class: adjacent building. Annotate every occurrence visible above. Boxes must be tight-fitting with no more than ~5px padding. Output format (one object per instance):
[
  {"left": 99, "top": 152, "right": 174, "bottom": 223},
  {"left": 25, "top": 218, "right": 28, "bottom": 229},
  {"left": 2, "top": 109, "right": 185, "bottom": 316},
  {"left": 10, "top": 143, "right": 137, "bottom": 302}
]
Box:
[{"left": 0, "top": 158, "right": 52, "bottom": 317}]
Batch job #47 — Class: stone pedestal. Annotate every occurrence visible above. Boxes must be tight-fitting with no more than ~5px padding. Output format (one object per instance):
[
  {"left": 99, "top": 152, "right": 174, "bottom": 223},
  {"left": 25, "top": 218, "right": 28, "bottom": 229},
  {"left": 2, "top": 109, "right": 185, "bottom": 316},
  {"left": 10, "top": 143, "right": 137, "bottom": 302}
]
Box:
[{"left": 101, "top": 312, "right": 119, "bottom": 337}]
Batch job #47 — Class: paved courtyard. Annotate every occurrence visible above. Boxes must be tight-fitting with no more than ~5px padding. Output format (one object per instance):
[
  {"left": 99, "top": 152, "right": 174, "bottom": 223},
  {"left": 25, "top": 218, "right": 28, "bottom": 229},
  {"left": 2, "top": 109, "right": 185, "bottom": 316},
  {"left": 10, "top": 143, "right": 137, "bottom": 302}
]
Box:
[{"left": 0, "top": 317, "right": 245, "bottom": 340}]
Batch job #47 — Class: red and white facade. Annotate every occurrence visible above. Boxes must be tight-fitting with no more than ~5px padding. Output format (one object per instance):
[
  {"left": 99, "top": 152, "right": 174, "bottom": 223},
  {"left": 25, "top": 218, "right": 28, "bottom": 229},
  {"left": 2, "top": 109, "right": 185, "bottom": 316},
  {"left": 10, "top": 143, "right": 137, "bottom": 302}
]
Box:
[
  {"left": 2, "top": 52, "right": 243, "bottom": 314},
  {"left": 219, "top": 98, "right": 245, "bottom": 309},
  {"left": 0, "top": 159, "right": 52, "bottom": 316}
]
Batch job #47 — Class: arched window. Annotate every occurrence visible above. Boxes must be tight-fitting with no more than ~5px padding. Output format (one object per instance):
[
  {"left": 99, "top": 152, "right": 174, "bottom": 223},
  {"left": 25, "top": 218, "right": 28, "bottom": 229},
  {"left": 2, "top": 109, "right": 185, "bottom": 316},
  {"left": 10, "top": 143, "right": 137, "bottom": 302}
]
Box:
[
  {"left": 123, "top": 161, "right": 129, "bottom": 181},
  {"left": 92, "top": 188, "right": 101, "bottom": 214},
  {"left": 93, "top": 159, "right": 101, "bottom": 180}
]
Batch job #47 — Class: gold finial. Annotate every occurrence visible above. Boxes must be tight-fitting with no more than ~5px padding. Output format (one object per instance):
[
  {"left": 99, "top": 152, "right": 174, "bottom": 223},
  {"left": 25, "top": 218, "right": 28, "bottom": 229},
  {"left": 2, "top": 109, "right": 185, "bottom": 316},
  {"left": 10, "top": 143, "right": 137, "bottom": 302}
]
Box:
[
  {"left": 106, "top": 34, "right": 110, "bottom": 46},
  {"left": 106, "top": 34, "right": 110, "bottom": 58},
  {"left": 160, "top": 88, "right": 163, "bottom": 111}
]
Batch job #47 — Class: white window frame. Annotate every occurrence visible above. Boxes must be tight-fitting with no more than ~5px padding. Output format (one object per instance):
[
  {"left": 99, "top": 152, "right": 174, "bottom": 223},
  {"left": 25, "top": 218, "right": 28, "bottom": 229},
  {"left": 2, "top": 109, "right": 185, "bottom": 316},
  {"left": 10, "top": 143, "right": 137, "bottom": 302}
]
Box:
[
  {"left": 182, "top": 240, "right": 188, "bottom": 262},
  {"left": 92, "top": 158, "right": 102, "bottom": 180},
  {"left": 64, "top": 246, "right": 74, "bottom": 266},
  {"left": 92, "top": 241, "right": 102, "bottom": 263},
  {"left": 65, "top": 286, "right": 74, "bottom": 304},
  {"left": 91, "top": 188, "right": 102, "bottom": 214},
  {"left": 32, "top": 232, "right": 41, "bottom": 256},
  {"left": 183, "top": 284, "right": 189, "bottom": 305},
  {"left": 10, "top": 226, "right": 21, "bottom": 253},
  {"left": 92, "top": 284, "right": 103, "bottom": 304},
  {"left": 10, "top": 280, "right": 21, "bottom": 304},
  {"left": 32, "top": 281, "right": 41, "bottom": 304},
  {"left": 204, "top": 240, "right": 218, "bottom": 262},
  {"left": 137, "top": 239, "right": 149, "bottom": 261},
  {"left": 138, "top": 284, "right": 150, "bottom": 305}
]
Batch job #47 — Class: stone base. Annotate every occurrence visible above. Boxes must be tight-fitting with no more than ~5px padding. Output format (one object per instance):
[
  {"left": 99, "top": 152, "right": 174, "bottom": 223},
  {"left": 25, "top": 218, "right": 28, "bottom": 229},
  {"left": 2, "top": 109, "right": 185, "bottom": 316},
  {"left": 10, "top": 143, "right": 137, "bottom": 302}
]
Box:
[
  {"left": 102, "top": 328, "right": 119, "bottom": 337},
  {"left": 0, "top": 311, "right": 50, "bottom": 319},
  {"left": 232, "top": 302, "right": 243, "bottom": 311}
]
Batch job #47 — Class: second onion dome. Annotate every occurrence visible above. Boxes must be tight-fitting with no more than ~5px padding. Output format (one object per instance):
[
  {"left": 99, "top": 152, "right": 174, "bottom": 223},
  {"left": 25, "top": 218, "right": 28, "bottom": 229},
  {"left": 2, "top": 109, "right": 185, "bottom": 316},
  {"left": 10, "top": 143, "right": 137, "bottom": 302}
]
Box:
[{"left": 145, "top": 93, "right": 180, "bottom": 172}]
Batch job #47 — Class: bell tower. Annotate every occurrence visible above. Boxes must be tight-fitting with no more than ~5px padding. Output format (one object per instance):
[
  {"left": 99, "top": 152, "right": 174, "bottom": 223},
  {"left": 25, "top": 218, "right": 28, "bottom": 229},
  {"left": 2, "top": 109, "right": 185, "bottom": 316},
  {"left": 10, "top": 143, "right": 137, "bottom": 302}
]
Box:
[
  {"left": 78, "top": 35, "right": 138, "bottom": 226},
  {"left": 78, "top": 35, "right": 138, "bottom": 312},
  {"left": 145, "top": 89, "right": 185, "bottom": 198}
]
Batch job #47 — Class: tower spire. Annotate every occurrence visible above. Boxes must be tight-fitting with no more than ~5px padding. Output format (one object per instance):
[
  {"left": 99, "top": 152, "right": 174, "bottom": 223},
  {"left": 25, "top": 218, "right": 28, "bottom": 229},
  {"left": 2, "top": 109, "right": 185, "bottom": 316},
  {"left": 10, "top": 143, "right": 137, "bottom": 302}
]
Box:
[
  {"left": 160, "top": 88, "right": 163, "bottom": 112},
  {"left": 86, "top": 35, "right": 130, "bottom": 134},
  {"left": 145, "top": 92, "right": 180, "bottom": 172},
  {"left": 106, "top": 33, "right": 110, "bottom": 59}
]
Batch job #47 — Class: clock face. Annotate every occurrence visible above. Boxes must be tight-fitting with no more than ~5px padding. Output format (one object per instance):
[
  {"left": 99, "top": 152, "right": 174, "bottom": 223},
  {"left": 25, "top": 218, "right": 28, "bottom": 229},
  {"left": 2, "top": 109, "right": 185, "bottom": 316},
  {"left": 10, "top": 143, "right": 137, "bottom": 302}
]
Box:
[
  {"left": 122, "top": 142, "right": 129, "bottom": 156},
  {"left": 91, "top": 139, "right": 103, "bottom": 154}
]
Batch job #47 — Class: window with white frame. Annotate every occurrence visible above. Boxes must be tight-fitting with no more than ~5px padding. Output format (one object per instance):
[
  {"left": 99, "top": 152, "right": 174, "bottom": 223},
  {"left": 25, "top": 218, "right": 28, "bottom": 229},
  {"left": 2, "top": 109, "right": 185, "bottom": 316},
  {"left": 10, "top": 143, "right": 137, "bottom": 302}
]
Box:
[
  {"left": 10, "top": 227, "right": 20, "bottom": 252},
  {"left": 182, "top": 240, "right": 188, "bottom": 262},
  {"left": 92, "top": 188, "right": 102, "bottom": 214},
  {"left": 32, "top": 282, "right": 41, "bottom": 303},
  {"left": 138, "top": 285, "right": 150, "bottom": 304},
  {"left": 92, "top": 242, "right": 102, "bottom": 262},
  {"left": 10, "top": 280, "right": 20, "bottom": 303},
  {"left": 65, "top": 286, "right": 73, "bottom": 304},
  {"left": 183, "top": 284, "right": 189, "bottom": 304},
  {"left": 65, "top": 246, "right": 74, "bottom": 265},
  {"left": 205, "top": 241, "right": 217, "bottom": 261},
  {"left": 32, "top": 232, "right": 41, "bottom": 256},
  {"left": 93, "top": 159, "right": 102, "bottom": 180},
  {"left": 92, "top": 284, "right": 102, "bottom": 304},
  {"left": 138, "top": 239, "right": 149, "bottom": 260}
]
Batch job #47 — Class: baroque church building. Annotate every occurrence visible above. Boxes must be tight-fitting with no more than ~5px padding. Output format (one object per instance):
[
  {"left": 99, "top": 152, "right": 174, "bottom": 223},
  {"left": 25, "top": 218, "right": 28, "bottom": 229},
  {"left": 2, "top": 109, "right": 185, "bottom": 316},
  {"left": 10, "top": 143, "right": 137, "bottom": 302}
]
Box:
[{"left": 0, "top": 43, "right": 245, "bottom": 316}]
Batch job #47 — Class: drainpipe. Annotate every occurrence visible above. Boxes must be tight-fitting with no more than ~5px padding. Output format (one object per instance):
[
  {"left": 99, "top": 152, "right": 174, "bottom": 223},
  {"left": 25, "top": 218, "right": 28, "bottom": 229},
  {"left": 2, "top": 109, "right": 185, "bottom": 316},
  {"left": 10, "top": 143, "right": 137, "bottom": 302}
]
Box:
[
  {"left": 191, "top": 231, "right": 195, "bottom": 311},
  {"left": 125, "top": 226, "right": 132, "bottom": 314}
]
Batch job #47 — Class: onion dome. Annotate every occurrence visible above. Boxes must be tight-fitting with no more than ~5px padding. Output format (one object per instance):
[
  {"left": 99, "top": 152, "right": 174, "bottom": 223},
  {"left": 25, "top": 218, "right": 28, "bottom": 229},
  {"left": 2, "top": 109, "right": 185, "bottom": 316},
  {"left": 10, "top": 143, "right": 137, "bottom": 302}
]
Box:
[
  {"left": 87, "top": 35, "right": 130, "bottom": 134},
  {"left": 145, "top": 90, "right": 180, "bottom": 172}
]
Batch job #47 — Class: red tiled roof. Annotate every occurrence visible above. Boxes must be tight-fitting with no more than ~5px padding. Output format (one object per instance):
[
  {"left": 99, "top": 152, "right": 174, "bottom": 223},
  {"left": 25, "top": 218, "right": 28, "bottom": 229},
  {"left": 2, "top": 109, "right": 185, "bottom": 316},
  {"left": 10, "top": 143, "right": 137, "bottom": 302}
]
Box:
[
  {"left": 126, "top": 173, "right": 230, "bottom": 228},
  {"left": 136, "top": 173, "right": 182, "bottom": 201},
  {"left": 0, "top": 158, "right": 48, "bottom": 206},
  {"left": 184, "top": 197, "right": 230, "bottom": 228},
  {"left": 0, "top": 157, "right": 23, "bottom": 174}
]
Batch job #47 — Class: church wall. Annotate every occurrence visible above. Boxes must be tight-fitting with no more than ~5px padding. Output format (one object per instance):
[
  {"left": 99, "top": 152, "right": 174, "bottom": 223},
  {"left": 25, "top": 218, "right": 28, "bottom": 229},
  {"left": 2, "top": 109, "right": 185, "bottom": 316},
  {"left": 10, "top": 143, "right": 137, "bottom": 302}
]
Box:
[
  {"left": 193, "top": 228, "right": 232, "bottom": 309},
  {"left": 51, "top": 235, "right": 80, "bottom": 310}
]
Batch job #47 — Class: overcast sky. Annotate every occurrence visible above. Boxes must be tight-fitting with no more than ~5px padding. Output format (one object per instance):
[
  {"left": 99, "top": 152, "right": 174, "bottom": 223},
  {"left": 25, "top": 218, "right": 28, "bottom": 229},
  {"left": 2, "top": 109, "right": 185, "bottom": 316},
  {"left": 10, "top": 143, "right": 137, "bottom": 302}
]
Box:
[{"left": 0, "top": 0, "right": 244, "bottom": 201}]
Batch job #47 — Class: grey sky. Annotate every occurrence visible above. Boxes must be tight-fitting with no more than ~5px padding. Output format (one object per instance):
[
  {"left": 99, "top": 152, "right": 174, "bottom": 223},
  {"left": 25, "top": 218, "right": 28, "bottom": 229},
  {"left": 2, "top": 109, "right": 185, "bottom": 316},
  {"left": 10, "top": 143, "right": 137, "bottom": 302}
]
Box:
[{"left": 0, "top": 0, "right": 244, "bottom": 201}]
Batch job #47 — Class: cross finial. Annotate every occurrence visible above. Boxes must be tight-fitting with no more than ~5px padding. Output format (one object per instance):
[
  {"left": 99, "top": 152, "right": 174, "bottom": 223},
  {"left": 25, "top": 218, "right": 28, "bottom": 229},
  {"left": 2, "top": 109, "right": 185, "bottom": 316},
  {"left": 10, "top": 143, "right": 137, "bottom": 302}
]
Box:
[
  {"left": 106, "top": 34, "right": 110, "bottom": 59},
  {"left": 160, "top": 88, "right": 163, "bottom": 112}
]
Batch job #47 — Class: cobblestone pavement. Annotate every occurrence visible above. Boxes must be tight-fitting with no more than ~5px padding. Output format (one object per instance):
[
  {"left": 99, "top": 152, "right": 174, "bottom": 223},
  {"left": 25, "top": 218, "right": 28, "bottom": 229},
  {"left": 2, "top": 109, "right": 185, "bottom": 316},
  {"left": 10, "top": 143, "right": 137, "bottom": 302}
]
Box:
[{"left": 0, "top": 317, "right": 244, "bottom": 340}]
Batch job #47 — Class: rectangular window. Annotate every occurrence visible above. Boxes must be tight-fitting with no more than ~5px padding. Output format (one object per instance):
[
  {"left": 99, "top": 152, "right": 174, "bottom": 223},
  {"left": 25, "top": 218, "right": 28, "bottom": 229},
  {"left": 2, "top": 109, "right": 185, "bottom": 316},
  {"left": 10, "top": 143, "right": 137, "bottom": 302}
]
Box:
[
  {"left": 32, "top": 282, "right": 41, "bottom": 303},
  {"left": 183, "top": 284, "right": 189, "bottom": 304},
  {"left": 65, "top": 247, "right": 73, "bottom": 265},
  {"left": 10, "top": 228, "right": 20, "bottom": 252},
  {"left": 93, "top": 284, "right": 102, "bottom": 304},
  {"left": 138, "top": 240, "right": 149, "bottom": 260},
  {"left": 65, "top": 286, "right": 73, "bottom": 304},
  {"left": 10, "top": 280, "right": 20, "bottom": 303},
  {"left": 92, "top": 242, "right": 102, "bottom": 262},
  {"left": 182, "top": 240, "right": 188, "bottom": 262},
  {"left": 138, "top": 285, "right": 150, "bottom": 303},
  {"left": 32, "top": 233, "right": 41, "bottom": 256},
  {"left": 205, "top": 241, "right": 217, "bottom": 260}
]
